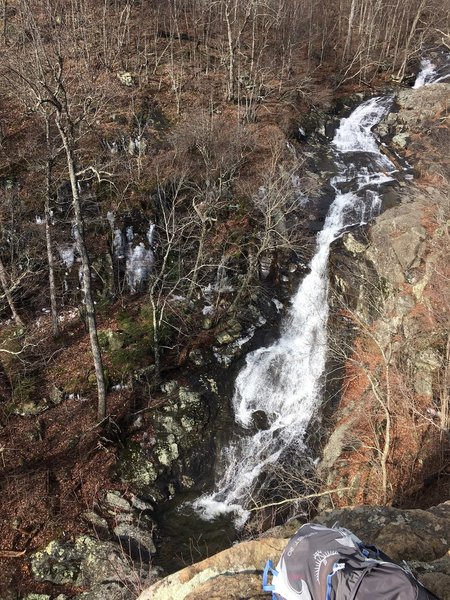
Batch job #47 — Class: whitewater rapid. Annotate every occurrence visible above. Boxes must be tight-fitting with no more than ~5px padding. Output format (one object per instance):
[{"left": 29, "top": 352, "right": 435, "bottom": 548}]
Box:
[
  {"left": 413, "top": 56, "right": 450, "bottom": 88},
  {"left": 193, "top": 95, "right": 397, "bottom": 526}
]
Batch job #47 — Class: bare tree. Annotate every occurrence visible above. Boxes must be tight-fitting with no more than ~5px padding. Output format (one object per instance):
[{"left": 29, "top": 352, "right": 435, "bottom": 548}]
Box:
[
  {"left": 0, "top": 256, "right": 24, "bottom": 327},
  {"left": 43, "top": 112, "right": 60, "bottom": 337},
  {"left": 52, "top": 70, "right": 108, "bottom": 421},
  {"left": 5, "top": 1, "right": 109, "bottom": 420}
]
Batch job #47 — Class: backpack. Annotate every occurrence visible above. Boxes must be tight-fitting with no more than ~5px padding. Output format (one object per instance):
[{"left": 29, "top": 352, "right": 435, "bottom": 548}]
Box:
[{"left": 262, "top": 523, "right": 439, "bottom": 600}]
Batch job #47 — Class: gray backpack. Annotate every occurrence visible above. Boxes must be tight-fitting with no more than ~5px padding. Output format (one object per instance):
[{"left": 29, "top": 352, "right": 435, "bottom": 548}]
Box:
[{"left": 262, "top": 523, "right": 439, "bottom": 600}]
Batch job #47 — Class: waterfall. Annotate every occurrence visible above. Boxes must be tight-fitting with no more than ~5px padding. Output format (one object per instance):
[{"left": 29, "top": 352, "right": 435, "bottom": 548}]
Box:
[
  {"left": 194, "top": 96, "right": 396, "bottom": 526},
  {"left": 414, "top": 57, "right": 450, "bottom": 88}
]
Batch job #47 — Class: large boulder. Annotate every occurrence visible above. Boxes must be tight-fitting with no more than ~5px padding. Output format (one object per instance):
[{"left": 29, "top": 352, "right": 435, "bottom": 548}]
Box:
[
  {"left": 136, "top": 538, "right": 286, "bottom": 600},
  {"left": 30, "top": 535, "right": 152, "bottom": 599},
  {"left": 119, "top": 378, "right": 220, "bottom": 501}
]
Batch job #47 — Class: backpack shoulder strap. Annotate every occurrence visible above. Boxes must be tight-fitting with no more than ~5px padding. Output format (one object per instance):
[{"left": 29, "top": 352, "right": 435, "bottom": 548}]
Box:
[{"left": 262, "top": 560, "right": 278, "bottom": 595}]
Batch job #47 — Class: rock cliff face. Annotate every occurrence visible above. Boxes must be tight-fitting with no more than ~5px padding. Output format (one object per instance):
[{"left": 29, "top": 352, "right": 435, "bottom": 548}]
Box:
[
  {"left": 137, "top": 502, "right": 450, "bottom": 600},
  {"left": 320, "top": 82, "right": 450, "bottom": 508}
]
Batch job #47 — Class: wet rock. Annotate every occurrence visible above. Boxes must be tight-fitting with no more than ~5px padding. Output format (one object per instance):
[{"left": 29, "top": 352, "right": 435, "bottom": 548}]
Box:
[
  {"left": 130, "top": 495, "right": 154, "bottom": 512},
  {"left": 120, "top": 442, "right": 158, "bottom": 495},
  {"left": 113, "top": 523, "right": 156, "bottom": 555},
  {"left": 215, "top": 318, "right": 241, "bottom": 345},
  {"left": 252, "top": 410, "right": 270, "bottom": 430},
  {"left": 104, "top": 490, "right": 132, "bottom": 512},
  {"left": 82, "top": 511, "right": 109, "bottom": 532}
]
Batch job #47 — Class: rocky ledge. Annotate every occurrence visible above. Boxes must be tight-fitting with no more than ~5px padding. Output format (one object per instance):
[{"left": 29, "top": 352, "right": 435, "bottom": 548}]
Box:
[{"left": 136, "top": 502, "right": 450, "bottom": 600}]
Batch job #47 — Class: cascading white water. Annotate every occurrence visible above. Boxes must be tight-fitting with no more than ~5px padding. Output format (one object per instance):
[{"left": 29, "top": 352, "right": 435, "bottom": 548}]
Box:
[
  {"left": 414, "top": 57, "right": 450, "bottom": 88},
  {"left": 413, "top": 59, "right": 438, "bottom": 88},
  {"left": 194, "top": 96, "right": 396, "bottom": 526}
]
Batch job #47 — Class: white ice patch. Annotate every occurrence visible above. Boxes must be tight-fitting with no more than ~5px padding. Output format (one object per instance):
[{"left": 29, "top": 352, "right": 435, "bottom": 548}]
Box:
[
  {"left": 126, "top": 242, "right": 155, "bottom": 293},
  {"left": 291, "top": 175, "right": 310, "bottom": 206},
  {"left": 113, "top": 223, "right": 156, "bottom": 292},
  {"left": 58, "top": 308, "right": 78, "bottom": 323},
  {"left": 147, "top": 223, "right": 155, "bottom": 246},
  {"left": 58, "top": 244, "right": 76, "bottom": 269},
  {"left": 126, "top": 226, "right": 134, "bottom": 242},
  {"left": 169, "top": 295, "right": 187, "bottom": 303},
  {"left": 113, "top": 229, "right": 125, "bottom": 258},
  {"left": 112, "top": 383, "right": 132, "bottom": 391},
  {"left": 203, "top": 280, "right": 234, "bottom": 299},
  {"left": 106, "top": 211, "right": 115, "bottom": 229}
]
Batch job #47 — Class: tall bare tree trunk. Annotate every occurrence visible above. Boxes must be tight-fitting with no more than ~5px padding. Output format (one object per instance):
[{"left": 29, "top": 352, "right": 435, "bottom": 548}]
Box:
[
  {"left": 149, "top": 292, "right": 160, "bottom": 383},
  {"left": 343, "top": 0, "right": 356, "bottom": 60},
  {"left": 225, "top": 4, "right": 235, "bottom": 101},
  {"left": 55, "top": 117, "right": 107, "bottom": 421},
  {"left": 44, "top": 118, "right": 59, "bottom": 337},
  {"left": 0, "top": 256, "right": 24, "bottom": 327},
  {"left": 395, "top": 0, "right": 426, "bottom": 81}
]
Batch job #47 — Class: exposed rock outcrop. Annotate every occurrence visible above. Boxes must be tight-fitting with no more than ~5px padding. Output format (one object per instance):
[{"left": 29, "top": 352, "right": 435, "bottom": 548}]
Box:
[
  {"left": 137, "top": 503, "right": 450, "bottom": 600},
  {"left": 137, "top": 538, "right": 286, "bottom": 600},
  {"left": 321, "top": 81, "right": 450, "bottom": 507}
]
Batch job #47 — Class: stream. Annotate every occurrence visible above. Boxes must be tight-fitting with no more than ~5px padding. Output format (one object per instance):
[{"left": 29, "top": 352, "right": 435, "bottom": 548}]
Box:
[
  {"left": 192, "top": 56, "right": 450, "bottom": 527},
  {"left": 193, "top": 96, "right": 397, "bottom": 527},
  {"left": 155, "top": 56, "right": 450, "bottom": 573}
]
